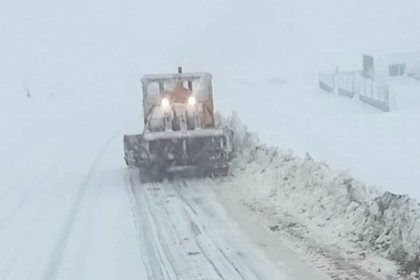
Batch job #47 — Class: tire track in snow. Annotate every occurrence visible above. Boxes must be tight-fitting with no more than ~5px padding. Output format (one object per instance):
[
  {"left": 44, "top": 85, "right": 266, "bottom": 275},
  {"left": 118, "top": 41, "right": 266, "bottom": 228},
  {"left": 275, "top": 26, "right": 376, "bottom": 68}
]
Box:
[
  {"left": 152, "top": 183, "right": 226, "bottom": 280},
  {"left": 128, "top": 176, "right": 261, "bottom": 280},
  {"left": 128, "top": 174, "right": 223, "bottom": 279},
  {"left": 175, "top": 182, "right": 256, "bottom": 280},
  {"left": 42, "top": 135, "right": 116, "bottom": 280},
  {"left": 127, "top": 173, "right": 179, "bottom": 280}
]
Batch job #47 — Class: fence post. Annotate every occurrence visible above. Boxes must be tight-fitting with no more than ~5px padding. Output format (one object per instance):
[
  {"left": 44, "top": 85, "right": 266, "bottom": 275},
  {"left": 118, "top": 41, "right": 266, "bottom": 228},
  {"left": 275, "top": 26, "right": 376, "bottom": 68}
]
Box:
[
  {"left": 352, "top": 73, "right": 356, "bottom": 98},
  {"left": 371, "top": 81, "right": 374, "bottom": 99}
]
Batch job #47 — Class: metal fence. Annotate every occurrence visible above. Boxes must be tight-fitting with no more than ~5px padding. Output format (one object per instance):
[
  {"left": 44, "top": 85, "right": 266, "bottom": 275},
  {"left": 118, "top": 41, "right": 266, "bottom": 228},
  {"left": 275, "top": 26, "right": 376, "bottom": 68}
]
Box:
[
  {"left": 318, "top": 72, "right": 335, "bottom": 93},
  {"left": 319, "top": 71, "right": 390, "bottom": 112},
  {"left": 354, "top": 75, "right": 390, "bottom": 112},
  {"left": 336, "top": 72, "right": 356, "bottom": 98}
]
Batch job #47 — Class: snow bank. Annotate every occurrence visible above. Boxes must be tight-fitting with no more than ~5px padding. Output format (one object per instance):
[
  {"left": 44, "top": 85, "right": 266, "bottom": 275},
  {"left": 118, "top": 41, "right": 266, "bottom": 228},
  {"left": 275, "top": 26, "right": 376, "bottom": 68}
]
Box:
[{"left": 222, "top": 113, "right": 420, "bottom": 277}]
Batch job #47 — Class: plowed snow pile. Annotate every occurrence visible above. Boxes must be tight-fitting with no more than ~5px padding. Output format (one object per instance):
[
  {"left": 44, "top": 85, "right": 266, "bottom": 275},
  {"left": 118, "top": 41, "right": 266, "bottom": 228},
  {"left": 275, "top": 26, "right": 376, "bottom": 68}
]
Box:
[{"left": 220, "top": 114, "right": 420, "bottom": 278}]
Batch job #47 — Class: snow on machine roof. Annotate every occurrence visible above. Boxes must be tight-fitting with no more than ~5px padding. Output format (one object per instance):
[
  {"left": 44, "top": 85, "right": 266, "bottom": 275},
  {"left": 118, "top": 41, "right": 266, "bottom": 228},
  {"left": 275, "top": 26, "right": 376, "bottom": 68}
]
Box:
[{"left": 141, "top": 72, "right": 212, "bottom": 83}]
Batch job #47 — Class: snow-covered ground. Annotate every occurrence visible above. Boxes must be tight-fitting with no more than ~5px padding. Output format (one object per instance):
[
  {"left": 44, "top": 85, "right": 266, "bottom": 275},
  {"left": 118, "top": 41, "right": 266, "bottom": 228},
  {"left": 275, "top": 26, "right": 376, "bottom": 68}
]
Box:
[
  {"left": 0, "top": 99, "right": 145, "bottom": 279},
  {"left": 0, "top": 97, "right": 334, "bottom": 279},
  {"left": 226, "top": 76, "right": 420, "bottom": 200},
  {"left": 128, "top": 174, "right": 330, "bottom": 280},
  {"left": 218, "top": 114, "right": 420, "bottom": 278},
  {"left": 2, "top": 0, "right": 420, "bottom": 279},
  {"left": 2, "top": 93, "right": 419, "bottom": 279}
]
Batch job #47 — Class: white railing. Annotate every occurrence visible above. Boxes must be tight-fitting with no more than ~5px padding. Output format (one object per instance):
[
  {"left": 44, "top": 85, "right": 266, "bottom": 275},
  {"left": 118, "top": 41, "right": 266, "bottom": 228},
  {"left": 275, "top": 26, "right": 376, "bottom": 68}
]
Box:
[
  {"left": 356, "top": 76, "right": 390, "bottom": 111},
  {"left": 336, "top": 72, "right": 356, "bottom": 98},
  {"left": 319, "top": 71, "right": 390, "bottom": 112},
  {"left": 318, "top": 72, "right": 335, "bottom": 93}
]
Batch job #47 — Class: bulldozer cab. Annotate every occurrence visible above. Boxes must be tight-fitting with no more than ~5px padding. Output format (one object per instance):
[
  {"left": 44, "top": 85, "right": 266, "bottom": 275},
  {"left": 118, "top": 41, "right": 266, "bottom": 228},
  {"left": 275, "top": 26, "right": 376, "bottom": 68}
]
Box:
[{"left": 141, "top": 71, "right": 215, "bottom": 128}]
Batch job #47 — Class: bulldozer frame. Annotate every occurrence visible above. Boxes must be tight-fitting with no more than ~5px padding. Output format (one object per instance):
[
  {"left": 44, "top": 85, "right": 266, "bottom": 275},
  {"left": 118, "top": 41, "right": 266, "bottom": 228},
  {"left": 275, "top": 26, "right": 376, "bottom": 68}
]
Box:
[{"left": 124, "top": 67, "right": 232, "bottom": 181}]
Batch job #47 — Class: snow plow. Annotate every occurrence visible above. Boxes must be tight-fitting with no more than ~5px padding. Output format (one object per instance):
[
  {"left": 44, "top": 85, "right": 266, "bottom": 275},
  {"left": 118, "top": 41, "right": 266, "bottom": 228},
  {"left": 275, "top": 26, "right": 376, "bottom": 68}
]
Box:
[{"left": 124, "top": 67, "right": 232, "bottom": 181}]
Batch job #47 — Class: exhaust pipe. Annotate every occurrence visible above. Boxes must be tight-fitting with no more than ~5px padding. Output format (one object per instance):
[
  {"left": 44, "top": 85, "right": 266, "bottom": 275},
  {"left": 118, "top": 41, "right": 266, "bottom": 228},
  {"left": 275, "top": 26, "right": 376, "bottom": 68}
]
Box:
[{"left": 177, "top": 66, "right": 192, "bottom": 89}]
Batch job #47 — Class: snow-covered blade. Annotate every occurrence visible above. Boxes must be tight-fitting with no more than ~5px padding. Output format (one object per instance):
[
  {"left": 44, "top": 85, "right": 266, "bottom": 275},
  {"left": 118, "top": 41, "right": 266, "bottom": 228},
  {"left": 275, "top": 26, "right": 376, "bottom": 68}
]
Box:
[{"left": 124, "top": 128, "right": 232, "bottom": 179}]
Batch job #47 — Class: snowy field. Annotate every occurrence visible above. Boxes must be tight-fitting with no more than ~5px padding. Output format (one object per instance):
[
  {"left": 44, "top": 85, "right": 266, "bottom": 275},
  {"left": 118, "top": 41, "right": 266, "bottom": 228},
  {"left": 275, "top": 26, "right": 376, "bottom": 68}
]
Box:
[
  {"left": 227, "top": 76, "right": 420, "bottom": 200},
  {"left": 0, "top": 99, "right": 144, "bottom": 279}
]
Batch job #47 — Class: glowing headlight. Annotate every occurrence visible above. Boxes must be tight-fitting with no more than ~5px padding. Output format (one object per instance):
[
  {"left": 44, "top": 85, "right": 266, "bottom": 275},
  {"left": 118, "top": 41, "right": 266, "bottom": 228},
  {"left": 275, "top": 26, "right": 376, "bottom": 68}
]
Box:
[
  {"left": 188, "top": 96, "right": 196, "bottom": 106},
  {"left": 161, "top": 98, "right": 170, "bottom": 108}
]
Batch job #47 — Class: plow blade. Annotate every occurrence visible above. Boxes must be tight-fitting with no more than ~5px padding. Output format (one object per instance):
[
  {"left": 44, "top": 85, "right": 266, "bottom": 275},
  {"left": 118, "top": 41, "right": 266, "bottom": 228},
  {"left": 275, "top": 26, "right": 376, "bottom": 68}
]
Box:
[
  {"left": 124, "top": 128, "right": 232, "bottom": 180},
  {"left": 124, "top": 129, "right": 232, "bottom": 180}
]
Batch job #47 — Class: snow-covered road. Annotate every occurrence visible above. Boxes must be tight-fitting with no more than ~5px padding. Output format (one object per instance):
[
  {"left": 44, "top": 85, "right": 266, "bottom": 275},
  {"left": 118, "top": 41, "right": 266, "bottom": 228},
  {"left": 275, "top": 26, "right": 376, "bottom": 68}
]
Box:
[
  {"left": 127, "top": 174, "right": 328, "bottom": 280},
  {"left": 129, "top": 176, "right": 264, "bottom": 279},
  {"left": 0, "top": 100, "right": 328, "bottom": 280}
]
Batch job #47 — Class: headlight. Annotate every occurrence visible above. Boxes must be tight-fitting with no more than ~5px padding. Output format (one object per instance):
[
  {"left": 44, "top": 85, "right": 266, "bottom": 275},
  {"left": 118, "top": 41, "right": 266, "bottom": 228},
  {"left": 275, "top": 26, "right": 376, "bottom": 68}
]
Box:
[
  {"left": 188, "top": 96, "right": 196, "bottom": 106},
  {"left": 161, "top": 98, "right": 170, "bottom": 108}
]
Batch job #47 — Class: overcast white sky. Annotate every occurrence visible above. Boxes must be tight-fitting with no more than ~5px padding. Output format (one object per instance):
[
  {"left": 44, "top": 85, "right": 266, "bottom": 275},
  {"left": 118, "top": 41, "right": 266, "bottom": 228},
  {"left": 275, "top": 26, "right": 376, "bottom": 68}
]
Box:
[{"left": 1, "top": 0, "right": 420, "bottom": 106}]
